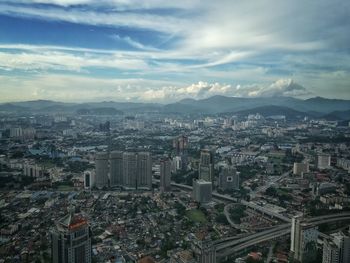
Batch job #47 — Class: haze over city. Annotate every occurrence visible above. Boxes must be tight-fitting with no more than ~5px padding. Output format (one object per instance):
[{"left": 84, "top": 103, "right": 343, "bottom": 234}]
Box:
[{"left": 0, "top": 0, "right": 349, "bottom": 102}]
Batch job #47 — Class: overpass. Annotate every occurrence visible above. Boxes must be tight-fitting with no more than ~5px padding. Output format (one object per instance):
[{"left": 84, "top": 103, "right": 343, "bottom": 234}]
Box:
[
  {"left": 216, "top": 213, "right": 350, "bottom": 259},
  {"left": 169, "top": 181, "right": 291, "bottom": 222}
]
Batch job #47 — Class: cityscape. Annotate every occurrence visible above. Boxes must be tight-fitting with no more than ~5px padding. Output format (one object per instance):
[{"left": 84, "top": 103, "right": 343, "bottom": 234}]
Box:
[{"left": 1, "top": 1, "right": 350, "bottom": 263}]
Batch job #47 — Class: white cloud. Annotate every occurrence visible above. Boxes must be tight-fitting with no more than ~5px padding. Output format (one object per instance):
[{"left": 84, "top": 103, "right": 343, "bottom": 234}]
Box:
[
  {"left": 234, "top": 79, "right": 311, "bottom": 98},
  {"left": 0, "top": 50, "right": 148, "bottom": 72}
]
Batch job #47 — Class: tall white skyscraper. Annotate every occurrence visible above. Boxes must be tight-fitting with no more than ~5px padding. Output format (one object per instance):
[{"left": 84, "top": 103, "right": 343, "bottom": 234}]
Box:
[
  {"left": 95, "top": 152, "right": 109, "bottom": 189},
  {"left": 160, "top": 158, "right": 171, "bottom": 192},
  {"left": 110, "top": 151, "right": 123, "bottom": 187}
]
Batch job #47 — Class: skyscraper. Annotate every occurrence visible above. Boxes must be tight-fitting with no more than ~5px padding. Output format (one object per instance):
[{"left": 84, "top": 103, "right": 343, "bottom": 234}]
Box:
[
  {"left": 199, "top": 149, "right": 214, "bottom": 182},
  {"left": 137, "top": 152, "right": 152, "bottom": 189},
  {"left": 323, "top": 228, "right": 350, "bottom": 263},
  {"left": 192, "top": 240, "right": 216, "bottom": 263},
  {"left": 193, "top": 179, "right": 212, "bottom": 204},
  {"left": 290, "top": 216, "right": 319, "bottom": 263},
  {"left": 110, "top": 151, "right": 123, "bottom": 187},
  {"left": 218, "top": 165, "right": 239, "bottom": 191},
  {"left": 160, "top": 158, "right": 171, "bottom": 192},
  {"left": 84, "top": 171, "right": 95, "bottom": 190},
  {"left": 51, "top": 211, "right": 92, "bottom": 263},
  {"left": 122, "top": 152, "right": 138, "bottom": 189},
  {"left": 95, "top": 152, "right": 109, "bottom": 189},
  {"left": 173, "top": 135, "right": 188, "bottom": 155}
]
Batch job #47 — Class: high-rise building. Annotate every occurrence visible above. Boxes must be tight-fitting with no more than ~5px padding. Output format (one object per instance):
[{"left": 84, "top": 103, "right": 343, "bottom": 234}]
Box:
[
  {"left": 173, "top": 135, "right": 188, "bottom": 155},
  {"left": 137, "top": 152, "right": 152, "bottom": 189},
  {"left": 290, "top": 216, "right": 319, "bottom": 263},
  {"left": 323, "top": 238, "right": 340, "bottom": 263},
  {"left": 218, "top": 165, "right": 239, "bottom": 191},
  {"left": 95, "top": 152, "right": 109, "bottom": 189},
  {"left": 323, "top": 228, "right": 350, "bottom": 263},
  {"left": 192, "top": 241, "right": 216, "bottom": 263},
  {"left": 199, "top": 149, "right": 214, "bottom": 182},
  {"left": 318, "top": 154, "right": 331, "bottom": 170},
  {"left": 51, "top": 211, "right": 92, "bottom": 263},
  {"left": 293, "top": 162, "right": 310, "bottom": 176},
  {"left": 160, "top": 158, "right": 171, "bottom": 192},
  {"left": 123, "top": 152, "right": 138, "bottom": 189},
  {"left": 84, "top": 171, "right": 95, "bottom": 189},
  {"left": 193, "top": 179, "right": 212, "bottom": 204},
  {"left": 122, "top": 152, "right": 152, "bottom": 189},
  {"left": 110, "top": 151, "right": 123, "bottom": 187}
]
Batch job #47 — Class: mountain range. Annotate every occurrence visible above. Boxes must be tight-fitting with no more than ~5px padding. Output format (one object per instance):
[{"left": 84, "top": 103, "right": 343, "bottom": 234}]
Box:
[{"left": 1, "top": 96, "right": 350, "bottom": 120}]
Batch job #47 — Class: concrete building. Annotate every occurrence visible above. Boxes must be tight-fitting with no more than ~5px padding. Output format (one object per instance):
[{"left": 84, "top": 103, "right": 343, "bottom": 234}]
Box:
[
  {"left": 84, "top": 171, "right": 95, "bottom": 189},
  {"left": 323, "top": 229, "right": 350, "bottom": 263},
  {"left": 290, "top": 216, "right": 319, "bottom": 263},
  {"left": 137, "top": 152, "right": 152, "bottom": 189},
  {"left": 193, "top": 179, "right": 212, "bottom": 204},
  {"left": 199, "top": 149, "right": 214, "bottom": 182},
  {"left": 318, "top": 154, "right": 331, "bottom": 170},
  {"left": 173, "top": 135, "right": 188, "bottom": 155},
  {"left": 122, "top": 152, "right": 138, "bottom": 189},
  {"left": 51, "top": 211, "right": 92, "bottom": 263},
  {"left": 293, "top": 162, "right": 310, "bottom": 176},
  {"left": 192, "top": 241, "right": 216, "bottom": 263},
  {"left": 122, "top": 152, "right": 152, "bottom": 189},
  {"left": 323, "top": 238, "right": 340, "bottom": 263},
  {"left": 160, "top": 158, "right": 171, "bottom": 193},
  {"left": 219, "top": 165, "right": 239, "bottom": 191},
  {"left": 110, "top": 151, "right": 123, "bottom": 187},
  {"left": 95, "top": 152, "right": 109, "bottom": 189}
]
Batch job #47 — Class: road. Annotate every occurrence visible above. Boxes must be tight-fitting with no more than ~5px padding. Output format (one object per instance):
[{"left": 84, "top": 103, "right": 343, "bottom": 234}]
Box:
[{"left": 223, "top": 203, "right": 240, "bottom": 229}]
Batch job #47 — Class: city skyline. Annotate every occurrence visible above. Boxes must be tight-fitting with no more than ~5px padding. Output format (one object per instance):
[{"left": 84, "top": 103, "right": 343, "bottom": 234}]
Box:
[{"left": 0, "top": 0, "right": 349, "bottom": 102}]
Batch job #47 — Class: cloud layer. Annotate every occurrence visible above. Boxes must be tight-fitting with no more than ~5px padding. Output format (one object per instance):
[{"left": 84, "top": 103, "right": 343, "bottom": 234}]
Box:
[{"left": 0, "top": 0, "right": 349, "bottom": 101}]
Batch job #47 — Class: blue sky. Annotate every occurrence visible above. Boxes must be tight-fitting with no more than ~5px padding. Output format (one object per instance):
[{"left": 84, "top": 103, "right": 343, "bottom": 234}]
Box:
[{"left": 0, "top": 0, "right": 349, "bottom": 103}]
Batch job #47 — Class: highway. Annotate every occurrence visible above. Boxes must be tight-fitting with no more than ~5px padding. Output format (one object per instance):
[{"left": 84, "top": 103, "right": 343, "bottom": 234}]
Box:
[
  {"left": 154, "top": 180, "right": 350, "bottom": 259},
  {"left": 216, "top": 213, "right": 350, "bottom": 258},
  {"left": 170, "top": 181, "right": 291, "bottom": 222}
]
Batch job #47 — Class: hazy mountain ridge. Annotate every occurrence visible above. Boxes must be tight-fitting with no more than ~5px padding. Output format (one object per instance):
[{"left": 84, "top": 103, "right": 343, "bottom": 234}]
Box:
[{"left": 1, "top": 96, "right": 350, "bottom": 119}]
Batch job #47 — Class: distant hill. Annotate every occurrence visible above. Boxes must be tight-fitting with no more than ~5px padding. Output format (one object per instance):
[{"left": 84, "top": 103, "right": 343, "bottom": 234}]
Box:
[
  {"left": 1, "top": 96, "right": 350, "bottom": 116},
  {"left": 322, "top": 109, "right": 350, "bottom": 120},
  {"left": 76, "top": 107, "right": 123, "bottom": 115},
  {"left": 232, "top": 105, "right": 308, "bottom": 119}
]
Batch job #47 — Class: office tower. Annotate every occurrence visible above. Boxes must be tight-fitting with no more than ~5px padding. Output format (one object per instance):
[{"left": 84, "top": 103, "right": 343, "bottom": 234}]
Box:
[
  {"left": 218, "top": 165, "right": 239, "bottom": 191},
  {"left": 318, "top": 154, "right": 331, "bottom": 170},
  {"left": 323, "top": 238, "right": 340, "bottom": 263},
  {"left": 51, "top": 211, "right": 92, "bottom": 263},
  {"left": 192, "top": 241, "right": 216, "bottom": 263},
  {"left": 84, "top": 171, "right": 95, "bottom": 189},
  {"left": 137, "top": 152, "right": 152, "bottom": 189},
  {"left": 160, "top": 158, "right": 171, "bottom": 192},
  {"left": 323, "top": 228, "right": 350, "bottom": 263},
  {"left": 293, "top": 162, "right": 310, "bottom": 176},
  {"left": 95, "top": 152, "right": 109, "bottom": 189},
  {"left": 291, "top": 216, "right": 318, "bottom": 263},
  {"left": 199, "top": 149, "right": 214, "bottom": 182},
  {"left": 193, "top": 179, "right": 212, "bottom": 204},
  {"left": 173, "top": 135, "right": 188, "bottom": 155},
  {"left": 123, "top": 152, "right": 138, "bottom": 189},
  {"left": 110, "top": 151, "right": 123, "bottom": 187}
]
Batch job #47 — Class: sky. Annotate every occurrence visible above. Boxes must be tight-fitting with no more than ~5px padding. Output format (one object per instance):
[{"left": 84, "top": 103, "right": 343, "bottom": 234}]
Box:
[{"left": 0, "top": 0, "right": 349, "bottom": 103}]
